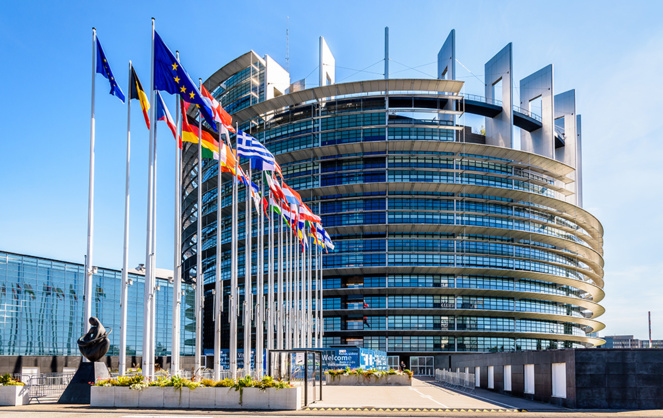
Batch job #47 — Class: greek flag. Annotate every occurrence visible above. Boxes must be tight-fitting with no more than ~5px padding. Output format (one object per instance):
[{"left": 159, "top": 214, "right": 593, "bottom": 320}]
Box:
[{"left": 236, "top": 129, "right": 276, "bottom": 172}]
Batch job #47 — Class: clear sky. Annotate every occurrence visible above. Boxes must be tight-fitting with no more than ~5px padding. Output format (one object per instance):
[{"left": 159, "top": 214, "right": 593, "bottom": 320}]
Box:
[{"left": 1, "top": 0, "right": 662, "bottom": 340}]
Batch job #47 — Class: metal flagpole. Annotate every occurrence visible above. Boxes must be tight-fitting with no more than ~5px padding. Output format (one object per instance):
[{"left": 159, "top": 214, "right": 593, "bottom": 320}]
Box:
[
  {"left": 276, "top": 200, "right": 283, "bottom": 350},
  {"left": 285, "top": 219, "right": 290, "bottom": 350},
  {"left": 307, "top": 237, "right": 312, "bottom": 348},
  {"left": 267, "top": 186, "right": 274, "bottom": 352},
  {"left": 319, "top": 243, "right": 324, "bottom": 347},
  {"left": 284, "top": 214, "right": 290, "bottom": 350},
  {"left": 301, "top": 237, "right": 307, "bottom": 348},
  {"left": 256, "top": 176, "right": 264, "bottom": 377},
  {"left": 119, "top": 61, "right": 132, "bottom": 376},
  {"left": 244, "top": 165, "right": 253, "bottom": 376},
  {"left": 213, "top": 121, "right": 224, "bottom": 381},
  {"left": 171, "top": 52, "right": 182, "bottom": 376},
  {"left": 229, "top": 123, "right": 239, "bottom": 379},
  {"left": 84, "top": 27, "right": 97, "bottom": 361},
  {"left": 142, "top": 19, "right": 156, "bottom": 378},
  {"left": 149, "top": 90, "right": 158, "bottom": 378},
  {"left": 194, "top": 80, "right": 204, "bottom": 375},
  {"left": 305, "top": 235, "right": 309, "bottom": 348},
  {"left": 294, "top": 229, "right": 300, "bottom": 348}
]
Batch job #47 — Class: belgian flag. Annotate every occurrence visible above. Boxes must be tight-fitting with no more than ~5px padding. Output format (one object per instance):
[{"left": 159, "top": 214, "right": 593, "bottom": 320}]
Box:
[{"left": 129, "top": 65, "right": 150, "bottom": 129}]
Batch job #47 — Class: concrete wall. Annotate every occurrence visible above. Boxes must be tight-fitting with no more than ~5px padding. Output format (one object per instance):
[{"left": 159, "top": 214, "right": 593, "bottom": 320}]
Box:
[
  {"left": 435, "top": 350, "right": 576, "bottom": 407},
  {"left": 433, "top": 349, "right": 663, "bottom": 409},
  {"left": 575, "top": 349, "right": 663, "bottom": 409}
]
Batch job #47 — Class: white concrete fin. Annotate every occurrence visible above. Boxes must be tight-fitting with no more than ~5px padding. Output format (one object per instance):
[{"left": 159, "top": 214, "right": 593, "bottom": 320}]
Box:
[
  {"left": 554, "top": 89, "right": 578, "bottom": 205},
  {"left": 520, "top": 64, "right": 554, "bottom": 158},
  {"left": 437, "top": 29, "right": 455, "bottom": 80},
  {"left": 319, "top": 36, "right": 335, "bottom": 87},
  {"left": 264, "top": 54, "right": 290, "bottom": 101},
  {"left": 485, "top": 43, "right": 513, "bottom": 148}
]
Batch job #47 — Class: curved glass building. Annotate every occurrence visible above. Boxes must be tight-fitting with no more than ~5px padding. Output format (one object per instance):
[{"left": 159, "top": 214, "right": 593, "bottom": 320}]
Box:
[{"left": 184, "top": 34, "right": 605, "bottom": 364}]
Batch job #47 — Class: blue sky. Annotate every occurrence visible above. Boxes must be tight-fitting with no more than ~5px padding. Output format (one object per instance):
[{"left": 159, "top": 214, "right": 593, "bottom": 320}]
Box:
[{"left": 1, "top": 0, "right": 662, "bottom": 339}]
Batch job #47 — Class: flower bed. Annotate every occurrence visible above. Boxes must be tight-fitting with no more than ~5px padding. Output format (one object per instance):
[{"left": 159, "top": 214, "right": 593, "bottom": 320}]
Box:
[
  {"left": 0, "top": 374, "right": 28, "bottom": 406},
  {"left": 325, "top": 368, "right": 413, "bottom": 386},
  {"left": 90, "top": 375, "right": 301, "bottom": 410}
]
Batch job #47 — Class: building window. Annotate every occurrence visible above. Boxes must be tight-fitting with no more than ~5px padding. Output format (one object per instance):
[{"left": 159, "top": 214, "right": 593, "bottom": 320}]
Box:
[{"left": 552, "top": 363, "right": 566, "bottom": 398}]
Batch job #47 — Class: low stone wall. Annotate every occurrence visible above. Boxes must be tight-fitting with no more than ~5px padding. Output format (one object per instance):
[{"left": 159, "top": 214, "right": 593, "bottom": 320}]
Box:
[
  {"left": 325, "top": 374, "right": 412, "bottom": 386},
  {"left": 90, "top": 386, "right": 301, "bottom": 410},
  {"left": 0, "top": 385, "right": 29, "bottom": 406}
]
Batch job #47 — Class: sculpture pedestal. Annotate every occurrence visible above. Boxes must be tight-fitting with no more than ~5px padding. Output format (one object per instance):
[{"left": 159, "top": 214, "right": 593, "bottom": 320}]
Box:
[{"left": 58, "top": 361, "right": 110, "bottom": 404}]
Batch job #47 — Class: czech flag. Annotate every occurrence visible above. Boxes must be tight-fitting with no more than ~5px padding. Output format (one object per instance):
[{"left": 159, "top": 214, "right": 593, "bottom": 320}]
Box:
[{"left": 155, "top": 91, "right": 181, "bottom": 148}]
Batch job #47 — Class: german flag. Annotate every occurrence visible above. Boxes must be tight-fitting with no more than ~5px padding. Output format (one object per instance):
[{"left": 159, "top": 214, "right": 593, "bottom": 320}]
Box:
[
  {"left": 180, "top": 99, "right": 218, "bottom": 159},
  {"left": 129, "top": 65, "right": 150, "bottom": 129}
]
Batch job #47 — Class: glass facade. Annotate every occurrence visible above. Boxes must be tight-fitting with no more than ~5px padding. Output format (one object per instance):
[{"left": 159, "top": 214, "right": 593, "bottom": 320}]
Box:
[
  {"left": 184, "top": 54, "right": 604, "bottom": 355},
  {"left": 0, "top": 251, "right": 194, "bottom": 357}
]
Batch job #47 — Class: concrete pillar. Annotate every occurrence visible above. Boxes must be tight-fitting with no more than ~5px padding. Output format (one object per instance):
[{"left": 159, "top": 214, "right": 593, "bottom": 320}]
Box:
[
  {"left": 520, "top": 65, "right": 554, "bottom": 158},
  {"left": 484, "top": 43, "right": 513, "bottom": 148}
]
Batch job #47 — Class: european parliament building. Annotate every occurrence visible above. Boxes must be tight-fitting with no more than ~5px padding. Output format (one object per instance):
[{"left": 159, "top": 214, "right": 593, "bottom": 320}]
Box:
[{"left": 186, "top": 29, "right": 605, "bottom": 373}]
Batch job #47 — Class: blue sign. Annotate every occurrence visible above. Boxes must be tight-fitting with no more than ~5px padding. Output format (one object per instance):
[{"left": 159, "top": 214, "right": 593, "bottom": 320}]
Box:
[{"left": 319, "top": 347, "right": 387, "bottom": 371}]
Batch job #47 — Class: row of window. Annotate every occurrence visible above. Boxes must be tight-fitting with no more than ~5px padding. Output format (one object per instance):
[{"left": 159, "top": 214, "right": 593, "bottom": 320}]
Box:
[
  {"left": 323, "top": 336, "right": 585, "bottom": 352},
  {"left": 322, "top": 295, "right": 585, "bottom": 316},
  {"left": 323, "top": 315, "right": 584, "bottom": 335}
]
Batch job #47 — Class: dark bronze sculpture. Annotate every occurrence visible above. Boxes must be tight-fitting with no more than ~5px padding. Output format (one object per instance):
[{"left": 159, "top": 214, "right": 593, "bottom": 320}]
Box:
[{"left": 77, "top": 317, "right": 111, "bottom": 362}]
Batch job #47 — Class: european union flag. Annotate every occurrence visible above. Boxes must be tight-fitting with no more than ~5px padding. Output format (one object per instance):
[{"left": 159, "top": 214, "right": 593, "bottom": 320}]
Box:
[
  {"left": 153, "top": 31, "right": 216, "bottom": 131},
  {"left": 95, "top": 37, "right": 125, "bottom": 103}
]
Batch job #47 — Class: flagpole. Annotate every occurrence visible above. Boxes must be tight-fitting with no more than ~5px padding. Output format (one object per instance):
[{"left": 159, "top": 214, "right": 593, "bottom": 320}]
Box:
[
  {"left": 256, "top": 176, "right": 264, "bottom": 378},
  {"left": 213, "top": 121, "right": 223, "bottom": 381},
  {"left": 299, "top": 237, "right": 308, "bottom": 347},
  {"left": 307, "top": 238, "right": 312, "bottom": 348},
  {"left": 244, "top": 165, "right": 253, "bottom": 376},
  {"left": 149, "top": 91, "right": 158, "bottom": 378},
  {"left": 319, "top": 242, "right": 324, "bottom": 347},
  {"left": 276, "top": 199, "right": 283, "bottom": 350},
  {"left": 172, "top": 55, "right": 182, "bottom": 376},
  {"left": 119, "top": 61, "right": 132, "bottom": 376},
  {"left": 194, "top": 80, "right": 204, "bottom": 376},
  {"left": 84, "top": 27, "right": 97, "bottom": 362},
  {"left": 267, "top": 187, "right": 274, "bottom": 353},
  {"left": 229, "top": 123, "right": 239, "bottom": 379},
  {"left": 284, "top": 212, "right": 290, "bottom": 350},
  {"left": 142, "top": 18, "right": 156, "bottom": 378}
]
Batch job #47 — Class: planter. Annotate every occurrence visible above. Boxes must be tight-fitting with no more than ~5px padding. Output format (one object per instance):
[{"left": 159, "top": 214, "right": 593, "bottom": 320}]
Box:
[
  {"left": 90, "top": 386, "right": 301, "bottom": 410},
  {"left": 325, "top": 374, "right": 412, "bottom": 386},
  {"left": 0, "top": 385, "right": 29, "bottom": 406}
]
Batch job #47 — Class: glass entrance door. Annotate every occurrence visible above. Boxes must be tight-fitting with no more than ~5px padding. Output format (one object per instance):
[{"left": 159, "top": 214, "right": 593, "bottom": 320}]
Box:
[{"left": 409, "top": 356, "right": 434, "bottom": 376}]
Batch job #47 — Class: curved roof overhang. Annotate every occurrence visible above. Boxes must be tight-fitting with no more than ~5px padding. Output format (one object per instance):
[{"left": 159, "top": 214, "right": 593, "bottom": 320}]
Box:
[{"left": 233, "top": 78, "right": 465, "bottom": 122}]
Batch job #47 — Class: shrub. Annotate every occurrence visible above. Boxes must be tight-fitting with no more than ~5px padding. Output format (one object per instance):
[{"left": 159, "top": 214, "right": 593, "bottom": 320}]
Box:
[{"left": 0, "top": 373, "right": 24, "bottom": 386}]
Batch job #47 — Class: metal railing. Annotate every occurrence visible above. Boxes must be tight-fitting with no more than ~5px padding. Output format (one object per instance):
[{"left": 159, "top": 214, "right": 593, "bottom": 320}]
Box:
[
  {"left": 462, "top": 93, "right": 503, "bottom": 107},
  {"left": 434, "top": 369, "right": 475, "bottom": 393},
  {"left": 512, "top": 105, "right": 542, "bottom": 122},
  {"left": 27, "top": 373, "right": 74, "bottom": 403}
]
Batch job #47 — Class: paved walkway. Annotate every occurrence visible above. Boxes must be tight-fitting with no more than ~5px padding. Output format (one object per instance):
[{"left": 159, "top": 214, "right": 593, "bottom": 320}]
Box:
[
  {"left": 311, "top": 378, "right": 549, "bottom": 410},
  {"left": 2, "top": 379, "right": 663, "bottom": 417}
]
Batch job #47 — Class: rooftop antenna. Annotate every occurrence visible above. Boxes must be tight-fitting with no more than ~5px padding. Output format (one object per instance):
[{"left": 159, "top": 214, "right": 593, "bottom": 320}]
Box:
[
  {"left": 286, "top": 16, "right": 290, "bottom": 73},
  {"left": 384, "top": 26, "right": 389, "bottom": 79}
]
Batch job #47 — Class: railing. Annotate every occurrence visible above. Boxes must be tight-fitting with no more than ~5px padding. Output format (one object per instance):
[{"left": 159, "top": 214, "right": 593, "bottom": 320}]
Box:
[
  {"left": 462, "top": 93, "right": 502, "bottom": 107},
  {"left": 512, "top": 105, "right": 542, "bottom": 122},
  {"left": 434, "top": 369, "right": 475, "bottom": 393},
  {"left": 27, "top": 373, "right": 74, "bottom": 403}
]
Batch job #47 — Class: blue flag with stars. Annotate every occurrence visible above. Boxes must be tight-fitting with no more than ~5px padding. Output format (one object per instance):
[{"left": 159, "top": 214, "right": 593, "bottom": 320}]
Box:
[
  {"left": 95, "top": 37, "right": 125, "bottom": 103},
  {"left": 153, "top": 31, "right": 216, "bottom": 131}
]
